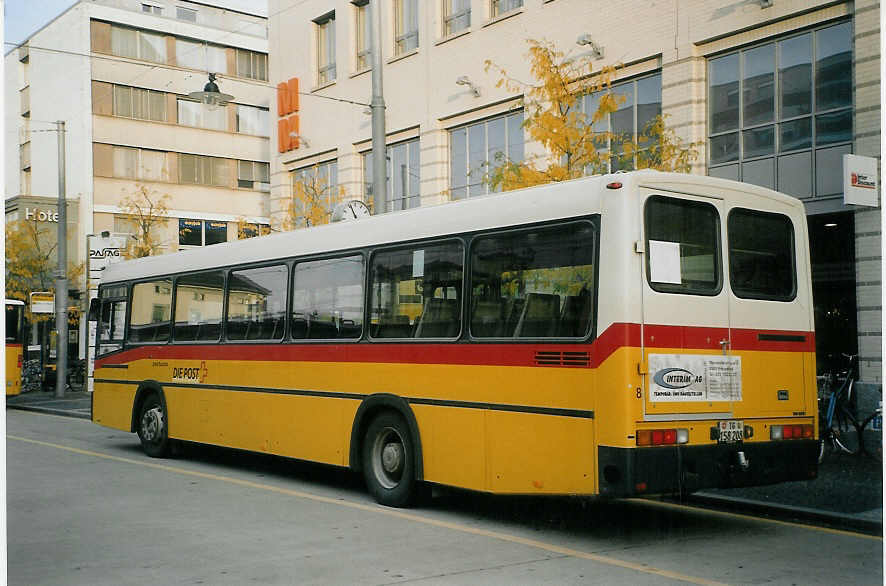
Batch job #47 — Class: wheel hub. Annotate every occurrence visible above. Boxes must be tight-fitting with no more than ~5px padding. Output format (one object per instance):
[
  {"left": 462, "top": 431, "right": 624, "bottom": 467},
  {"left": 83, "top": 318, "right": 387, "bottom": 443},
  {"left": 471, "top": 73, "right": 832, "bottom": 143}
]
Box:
[
  {"left": 381, "top": 442, "right": 403, "bottom": 474},
  {"left": 141, "top": 407, "right": 163, "bottom": 442}
]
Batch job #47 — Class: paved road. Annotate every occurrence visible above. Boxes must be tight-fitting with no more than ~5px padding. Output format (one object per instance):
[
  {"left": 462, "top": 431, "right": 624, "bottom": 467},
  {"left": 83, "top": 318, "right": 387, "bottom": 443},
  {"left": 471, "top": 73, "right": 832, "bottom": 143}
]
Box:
[{"left": 7, "top": 410, "right": 884, "bottom": 586}]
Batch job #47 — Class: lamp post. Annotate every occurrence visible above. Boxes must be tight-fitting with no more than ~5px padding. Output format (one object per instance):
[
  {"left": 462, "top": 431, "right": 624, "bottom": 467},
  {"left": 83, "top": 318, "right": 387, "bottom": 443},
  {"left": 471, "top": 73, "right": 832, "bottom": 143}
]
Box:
[
  {"left": 370, "top": 0, "right": 387, "bottom": 215},
  {"left": 188, "top": 73, "right": 234, "bottom": 109},
  {"left": 55, "top": 120, "right": 68, "bottom": 398}
]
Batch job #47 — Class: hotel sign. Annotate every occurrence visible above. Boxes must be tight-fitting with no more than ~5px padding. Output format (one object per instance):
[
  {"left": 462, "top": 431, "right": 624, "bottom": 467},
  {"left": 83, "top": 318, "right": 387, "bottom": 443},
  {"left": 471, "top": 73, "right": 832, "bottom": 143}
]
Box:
[{"left": 24, "top": 207, "right": 59, "bottom": 222}]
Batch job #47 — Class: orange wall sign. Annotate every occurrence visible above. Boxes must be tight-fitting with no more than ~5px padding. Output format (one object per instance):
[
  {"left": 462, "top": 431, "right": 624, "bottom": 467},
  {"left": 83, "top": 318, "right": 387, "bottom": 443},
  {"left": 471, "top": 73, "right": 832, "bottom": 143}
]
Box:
[{"left": 277, "top": 77, "right": 300, "bottom": 153}]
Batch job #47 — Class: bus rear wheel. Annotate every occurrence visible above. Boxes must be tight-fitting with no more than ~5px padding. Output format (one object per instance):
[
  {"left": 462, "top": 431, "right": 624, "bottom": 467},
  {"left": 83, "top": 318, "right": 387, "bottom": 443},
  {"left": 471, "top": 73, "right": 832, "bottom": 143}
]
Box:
[
  {"left": 362, "top": 412, "right": 416, "bottom": 507},
  {"left": 137, "top": 393, "right": 170, "bottom": 458}
]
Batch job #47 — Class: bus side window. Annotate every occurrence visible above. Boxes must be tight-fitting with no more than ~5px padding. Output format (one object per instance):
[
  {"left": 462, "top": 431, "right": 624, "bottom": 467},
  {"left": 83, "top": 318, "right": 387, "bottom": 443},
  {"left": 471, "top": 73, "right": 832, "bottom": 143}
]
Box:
[
  {"left": 469, "top": 221, "right": 596, "bottom": 339},
  {"left": 98, "top": 299, "right": 127, "bottom": 355}
]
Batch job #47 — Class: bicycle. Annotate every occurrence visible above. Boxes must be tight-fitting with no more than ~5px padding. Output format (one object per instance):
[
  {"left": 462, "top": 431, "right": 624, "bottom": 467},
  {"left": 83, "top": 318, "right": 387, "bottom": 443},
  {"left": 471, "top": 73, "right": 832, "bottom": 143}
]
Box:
[{"left": 818, "top": 354, "right": 863, "bottom": 462}]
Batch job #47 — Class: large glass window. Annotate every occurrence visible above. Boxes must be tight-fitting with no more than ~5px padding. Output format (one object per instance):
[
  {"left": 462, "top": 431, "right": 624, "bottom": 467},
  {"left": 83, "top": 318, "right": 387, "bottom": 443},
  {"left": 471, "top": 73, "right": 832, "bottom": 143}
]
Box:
[
  {"left": 394, "top": 0, "right": 419, "bottom": 55},
  {"left": 292, "top": 255, "right": 365, "bottom": 340},
  {"left": 113, "top": 85, "right": 166, "bottom": 122},
  {"left": 227, "top": 265, "right": 288, "bottom": 341},
  {"left": 450, "top": 111, "right": 523, "bottom": 199},
  {"left": 363, "top": 138, "right": 420, "bottom": 212},
  {"left": 113, "top": 147, "right": 169, "bottom": 182},
  {"left": 238, "top": 160, "right": 270, "bottom": 189},
  {"left": 129, "top": 280, "right": 172, "bottom": 343},
  {"left": 178, "top": 99, "right": 227, "bottom": 131},
  {"left": 174, "top": 271, "right": 225, "bottom": 342},
  {"left": 176, "top": 39, "right": 227, "bottom": 74},
  {"left": 491, "top": 0, "right": 522, "bottom": 18},
  {"left": 316, "top": 13, "right": 336, "bottom": 84},
  {"left": 291, "top": 161, "right": 338, "bottom": 226},
  {"left": 236, "top": 104, "right": 270, "bottom": 136},
  {"left": 577, "top": 73, "right": 662, "bottom": 172},
  {"left": 708, "top": 22, "right": 852, "bottom": 199},
  {"left": 728, "top": 209, "right": 796, "bottom": 301},
  {"left": 179, "top": 219, "right": 228, "bottom": 247},
  {"left": 354, "top": 1, "right": 371, "bottom": 70},
  {"left": 236, "top": 49, "right": 268, "bottom": 81},
  {"left": 370, "top": 242, "right": 463, "bottom": 339},
  {"left": 443, "top": 0, "right": 470, "bottom": 36},
  {"left": 470, "top": 222, "right": 596, "bottom": 339},
  {"left": 179, "top": 154, "right": 231, "bottom": 187},
  {"left": 111, "top": 26, "right": 166, "bottom": 63},
  {"left": 645, "top": 196, "right": 721, "bottom": 295}
]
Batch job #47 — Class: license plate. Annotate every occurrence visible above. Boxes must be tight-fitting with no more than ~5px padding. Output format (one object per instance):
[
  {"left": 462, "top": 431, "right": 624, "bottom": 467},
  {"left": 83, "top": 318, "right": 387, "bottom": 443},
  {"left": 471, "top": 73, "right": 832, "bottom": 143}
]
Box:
[{"left": 718, "top": 420, "right": 744, "bottom": 443}]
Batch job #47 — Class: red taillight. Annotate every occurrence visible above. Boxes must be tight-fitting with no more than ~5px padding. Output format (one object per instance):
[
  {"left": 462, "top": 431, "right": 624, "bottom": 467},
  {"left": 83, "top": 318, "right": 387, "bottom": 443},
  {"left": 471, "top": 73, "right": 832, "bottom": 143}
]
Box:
[
  {"left": 782, "top": 425, "right": 794, "bottom": 439},
  {"left": 802, "top": 425, "right": 814, "bottom": 439},
  {"left": 606, "top": 181, "right": 623, "bottom": 190},
  {"left": 17, "top": 354, "right": 23, "bottom": 368},
  {"left": 637, "top": 428, "right": 687, "bottom": 446},
  {"left": 634, "top": 482, "right": 647, "bottom": 493},
  {"left": 771, "top": 424, "right": 814, "bottom": 440}
]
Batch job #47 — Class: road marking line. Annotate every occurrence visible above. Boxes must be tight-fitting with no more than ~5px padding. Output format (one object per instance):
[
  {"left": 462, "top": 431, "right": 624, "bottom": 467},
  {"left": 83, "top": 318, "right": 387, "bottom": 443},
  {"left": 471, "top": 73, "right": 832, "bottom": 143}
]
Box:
[
  {"left": 625, "top": 498, "right": 883, "bottom": 542},
  {"left": 8, "top": 434, "right": 723, "bottom": 586}
]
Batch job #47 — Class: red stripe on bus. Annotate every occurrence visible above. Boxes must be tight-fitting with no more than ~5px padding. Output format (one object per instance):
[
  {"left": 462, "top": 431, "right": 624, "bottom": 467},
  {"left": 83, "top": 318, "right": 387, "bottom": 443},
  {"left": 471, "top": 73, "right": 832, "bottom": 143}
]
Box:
[{"left": 94, "top": 323, "right": 814, "bottom": 370}]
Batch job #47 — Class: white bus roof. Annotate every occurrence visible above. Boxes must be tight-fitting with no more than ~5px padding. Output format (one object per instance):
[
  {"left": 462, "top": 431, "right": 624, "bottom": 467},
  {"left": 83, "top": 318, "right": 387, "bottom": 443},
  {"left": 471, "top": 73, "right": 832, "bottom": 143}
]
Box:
[{"left": 101, "top": 171, "right": 805, "bottom": 284}]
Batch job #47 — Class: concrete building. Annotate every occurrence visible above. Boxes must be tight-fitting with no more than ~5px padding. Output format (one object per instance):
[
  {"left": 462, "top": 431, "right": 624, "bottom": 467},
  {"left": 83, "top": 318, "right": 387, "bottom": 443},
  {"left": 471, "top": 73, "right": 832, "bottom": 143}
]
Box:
[
  {"left": 268, "top": 0, "right": 880, "bottom": 386},
  {"left": 5, "top": 0, "right": 271, "bottom": 358}
]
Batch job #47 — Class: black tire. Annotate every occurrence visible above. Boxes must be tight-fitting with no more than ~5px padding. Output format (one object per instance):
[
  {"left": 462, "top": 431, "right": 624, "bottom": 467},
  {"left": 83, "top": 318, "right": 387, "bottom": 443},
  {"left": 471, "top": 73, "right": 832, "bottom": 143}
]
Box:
[
  {"left": 136, "top": 393, "right": 171, "bottom": 458},
  {"left": 362, "top": 411, "right": 417, "bottom": 507}
]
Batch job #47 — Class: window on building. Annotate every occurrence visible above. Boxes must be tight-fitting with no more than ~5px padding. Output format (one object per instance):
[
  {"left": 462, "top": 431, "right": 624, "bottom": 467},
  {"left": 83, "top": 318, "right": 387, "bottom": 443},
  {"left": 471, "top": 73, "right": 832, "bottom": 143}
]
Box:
[
  {"left": 177, "top": 99, "right": 227, "bottom": 131},
  {"left": 394, "top": 0, "right": 418, "bottom": 55},
  {"left": 450, "top": 111, "right": 523, "bottom": 199},
  {"left": 236, "top": 104, "right": 270, "bottom": 136},
  {"left": 113, "top": 146, "right": 169, "bottom": 181},
  {"left": 315, "top": 12, "right": 336, "bottom": 84},
  {"left": 708, "top": 22, "right": 852, "bottom": 199},
  {"left": 728, "top": 209, "right": 796, "bottom": 301},
  {"left": 111, "top": 26, "right": 167, "bottom": 63},
  {"left": 20, "top": 142, "right": 30, "bottom": 170},
  {"left": 470, "top": 221, "right": 596, "bottom": 338},
  {"left": 645, "top": 195, "right": 721, "bottom": 296},
  {"left": 141, "top": 4, "right": 162, "bottom": 15},
  {"left": 354, "top": 1, "right": 371, "bottom": 70},
  {"left": 490, "top": 0, "right": 522, "bottom": 18},
  {"left": 238, "top": 160, "right": 270, "bottom": 189},
  {"left": 176, "top": 6, "right": 197, "bottom": 22},
  {"left": 114, "top": 85, "right": 167, "bottom": 122},
  {"left": 179, "top": 153, "right": 231, "bottom": 187},
  {"left": 291, "top": 161, "right": 338, "bottom": 226},
  {"left": 176, "top": 39, "right": 227, "bottom": 74},
  {"left": 236, "top": 49, "right": 268, "bottom": 81},
  {"left": 130, "top": 280, "right": 172, "bottom": 343},
  {"left": 227, "top": 265, "right": 288, "bottom": 341},
  {"left": 239, "top": 223, "right": 270, "bottom": 239},
  {"left": 174, "top": 271, "right": 224, "bottom": 342},
  {"left": 578, "top": 73, "right": 662, "bottom": 173},
  {"left": 363, "top": 138, "right": 420, "bottom": 212},
  {"left": 370, "top": 242, "right": 463, "bottom": 339},
  {"left": 178, "top": 219, "right": 228, "bottom": 247},
  {"left": 443, "top": 0, "right": 470, "bottom": 36},
  {"left": 292, "top": 255, "right": 365, "bottom": 340}
]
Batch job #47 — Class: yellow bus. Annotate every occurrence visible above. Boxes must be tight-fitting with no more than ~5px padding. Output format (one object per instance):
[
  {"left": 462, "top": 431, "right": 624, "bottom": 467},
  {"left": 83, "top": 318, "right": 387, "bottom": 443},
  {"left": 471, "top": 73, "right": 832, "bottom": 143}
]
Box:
[
  {"left": 92, "top": 171, "right": 818, "bottom": 506},
  {"left": 6, "top": 299, "right": 25, "bottom": 396}
]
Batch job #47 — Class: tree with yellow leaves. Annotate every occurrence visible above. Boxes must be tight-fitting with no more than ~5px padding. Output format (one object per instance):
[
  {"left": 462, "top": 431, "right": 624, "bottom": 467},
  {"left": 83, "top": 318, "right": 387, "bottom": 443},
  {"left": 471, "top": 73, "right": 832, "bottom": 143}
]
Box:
[
  {"left": 5, "top": 217, "right": 84, "bottom": 325},
  {"left": 284, "top": 165, "right": 345, "bottom": 230},
  {"left": 483, "top": 39, "right": 698, "bottom": 191},
  {"left": 236, "top": 217, "right": 272, "bottom": 239},
  {"left": 118, "top": 185, "right": 170, "bottom": 258}
]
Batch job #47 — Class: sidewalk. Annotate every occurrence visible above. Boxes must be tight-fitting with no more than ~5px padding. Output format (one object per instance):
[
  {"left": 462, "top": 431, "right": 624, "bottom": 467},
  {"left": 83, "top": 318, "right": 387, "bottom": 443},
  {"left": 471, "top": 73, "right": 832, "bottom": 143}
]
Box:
[{"left": 6, "top": 390, "right": 882, "bottom": 531}]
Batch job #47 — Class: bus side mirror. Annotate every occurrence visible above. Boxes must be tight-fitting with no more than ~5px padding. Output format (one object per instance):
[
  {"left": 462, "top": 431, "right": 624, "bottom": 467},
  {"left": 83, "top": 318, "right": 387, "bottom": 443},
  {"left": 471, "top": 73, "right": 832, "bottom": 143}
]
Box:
[{"left": 88, "top": 298, "right": 100, "bottom": 322}]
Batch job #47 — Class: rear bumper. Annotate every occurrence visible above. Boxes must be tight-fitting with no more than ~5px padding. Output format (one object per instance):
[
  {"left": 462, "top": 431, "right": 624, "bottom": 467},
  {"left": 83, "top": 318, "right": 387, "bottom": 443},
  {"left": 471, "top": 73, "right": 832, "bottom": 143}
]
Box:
[{"left": 598, "top": 440, "right": 819, "bottom": 498}]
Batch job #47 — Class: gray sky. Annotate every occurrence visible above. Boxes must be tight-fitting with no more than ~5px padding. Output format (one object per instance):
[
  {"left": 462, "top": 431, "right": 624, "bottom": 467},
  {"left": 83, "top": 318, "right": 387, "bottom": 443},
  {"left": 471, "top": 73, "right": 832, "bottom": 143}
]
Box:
[{"left": 4, "top": 0, "right": 268, "bottom": 48}]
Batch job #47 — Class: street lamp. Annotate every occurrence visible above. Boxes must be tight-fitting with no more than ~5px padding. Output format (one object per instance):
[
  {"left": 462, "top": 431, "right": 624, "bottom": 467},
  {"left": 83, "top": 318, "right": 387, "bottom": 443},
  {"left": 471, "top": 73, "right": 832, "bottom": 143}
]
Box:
[{"left": 187, "top": 73, "right": 234, "bottom": 109}]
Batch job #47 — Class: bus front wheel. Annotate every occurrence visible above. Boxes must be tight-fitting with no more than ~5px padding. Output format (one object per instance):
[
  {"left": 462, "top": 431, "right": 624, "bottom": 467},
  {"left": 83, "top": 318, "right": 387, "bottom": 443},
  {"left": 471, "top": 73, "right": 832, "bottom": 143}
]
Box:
[
  {"left": 137, "top": 393, "right": 170, "bottom": 458},
  {"left": 362, "top": 412, "right": 417, "bottom": 507}
]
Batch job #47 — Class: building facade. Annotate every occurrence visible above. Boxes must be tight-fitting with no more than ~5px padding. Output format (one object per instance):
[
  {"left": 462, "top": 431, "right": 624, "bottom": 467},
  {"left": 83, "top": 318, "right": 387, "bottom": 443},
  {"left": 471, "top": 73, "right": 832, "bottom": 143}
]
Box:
[
  {"left": 5, "top": 0, "right": 272, "bottom": 359},
  {"left": 268, "top": 0, "right": 881, "bottom": 385}
]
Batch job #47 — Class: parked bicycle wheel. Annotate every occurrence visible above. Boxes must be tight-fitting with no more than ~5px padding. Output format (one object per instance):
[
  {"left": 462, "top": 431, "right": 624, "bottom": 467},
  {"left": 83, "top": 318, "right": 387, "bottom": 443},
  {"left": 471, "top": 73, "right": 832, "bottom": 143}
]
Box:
[{"left": 819, "top": 403, "right": 862, "bottom": 463}]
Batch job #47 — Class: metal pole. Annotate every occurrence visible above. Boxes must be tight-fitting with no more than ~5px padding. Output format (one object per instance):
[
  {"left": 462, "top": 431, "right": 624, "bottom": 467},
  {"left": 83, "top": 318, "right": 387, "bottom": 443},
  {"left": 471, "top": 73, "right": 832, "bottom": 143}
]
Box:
[
  {"left": 370, "top": 0, "right": 386, "bottom": 215},
  {"left": 55, "top": 121, "right": 68, "bottom": 398}
]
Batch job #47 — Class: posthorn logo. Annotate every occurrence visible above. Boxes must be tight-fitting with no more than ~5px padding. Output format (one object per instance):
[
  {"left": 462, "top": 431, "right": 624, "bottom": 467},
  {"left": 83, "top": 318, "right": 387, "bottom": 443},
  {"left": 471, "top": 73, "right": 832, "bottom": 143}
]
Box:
[{"left": 653, "top": 368, "right": 696, "bottom": 389}]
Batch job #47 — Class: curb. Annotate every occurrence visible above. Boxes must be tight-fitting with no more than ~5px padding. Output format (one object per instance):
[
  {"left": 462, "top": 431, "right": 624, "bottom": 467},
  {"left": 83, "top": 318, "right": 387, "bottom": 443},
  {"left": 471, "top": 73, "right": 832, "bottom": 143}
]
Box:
[
  {"left": 687, "top": 491, "right": 883, "bottom": 535},
  {"left": 7, "top": 404, "right": 92, "bottom": 420}
]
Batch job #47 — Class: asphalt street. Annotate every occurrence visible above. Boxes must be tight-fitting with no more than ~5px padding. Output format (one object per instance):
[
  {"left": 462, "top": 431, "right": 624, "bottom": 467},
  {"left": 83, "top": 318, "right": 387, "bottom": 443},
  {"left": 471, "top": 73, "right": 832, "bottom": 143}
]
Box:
[{"left": 6, "top": 409, "right": 884, "bottom": 585}]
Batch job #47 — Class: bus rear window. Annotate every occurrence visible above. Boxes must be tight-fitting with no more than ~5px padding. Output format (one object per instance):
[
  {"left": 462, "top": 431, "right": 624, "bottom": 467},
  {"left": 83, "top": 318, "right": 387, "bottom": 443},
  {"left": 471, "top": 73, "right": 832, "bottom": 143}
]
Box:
[
  {"left": 645, "top": 196, "right": 721, "bottom": 295},
  {"left": 728, "top": 208, "right": 796, "bottom": 301},
  {"left": 470, "top": 221, "right": 596, "bottom": 339}
]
